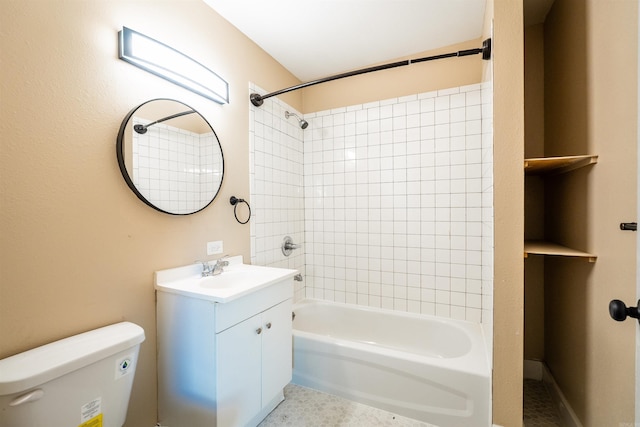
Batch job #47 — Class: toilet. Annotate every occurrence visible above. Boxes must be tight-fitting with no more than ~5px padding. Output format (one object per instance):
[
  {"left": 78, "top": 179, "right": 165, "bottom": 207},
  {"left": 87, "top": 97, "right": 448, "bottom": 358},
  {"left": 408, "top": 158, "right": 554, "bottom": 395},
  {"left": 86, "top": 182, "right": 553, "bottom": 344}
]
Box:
[{"left": 0, "top": 321, "right": 145, "bottom": 427}]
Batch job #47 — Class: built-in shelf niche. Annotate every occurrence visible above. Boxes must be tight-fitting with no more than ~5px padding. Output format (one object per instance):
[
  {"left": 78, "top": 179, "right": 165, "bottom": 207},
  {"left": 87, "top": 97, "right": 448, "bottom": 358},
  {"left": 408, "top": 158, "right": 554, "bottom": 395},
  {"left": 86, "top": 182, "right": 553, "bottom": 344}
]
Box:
[{"left": 524, "top": 154, "right": 598, "bottom": 262}]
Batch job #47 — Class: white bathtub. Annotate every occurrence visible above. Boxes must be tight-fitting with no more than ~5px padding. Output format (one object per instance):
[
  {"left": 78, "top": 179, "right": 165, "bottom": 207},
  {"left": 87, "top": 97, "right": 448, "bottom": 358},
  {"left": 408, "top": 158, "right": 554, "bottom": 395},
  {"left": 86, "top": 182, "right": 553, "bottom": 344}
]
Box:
[{"left": 291, "top": 299, "right": 491, "bottom": 427}]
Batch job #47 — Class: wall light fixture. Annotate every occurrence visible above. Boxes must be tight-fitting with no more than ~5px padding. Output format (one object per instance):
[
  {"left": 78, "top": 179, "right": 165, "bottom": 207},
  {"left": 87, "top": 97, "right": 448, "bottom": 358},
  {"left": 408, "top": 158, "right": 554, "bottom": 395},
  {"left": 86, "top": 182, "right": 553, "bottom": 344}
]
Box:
[{"left": 118, "top": 27, "right": 229, "bottom": 104}]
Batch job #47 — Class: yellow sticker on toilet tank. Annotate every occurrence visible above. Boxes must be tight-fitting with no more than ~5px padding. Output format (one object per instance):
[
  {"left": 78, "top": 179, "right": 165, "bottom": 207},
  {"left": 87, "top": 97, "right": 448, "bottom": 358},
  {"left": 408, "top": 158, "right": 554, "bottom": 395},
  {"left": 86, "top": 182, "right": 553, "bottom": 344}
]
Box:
[
  {"left": 78, "top": 413, "right": 102, "bottom": 427},
  {"left": 80, "top": 398, "right": 102, "bottom": 424}
]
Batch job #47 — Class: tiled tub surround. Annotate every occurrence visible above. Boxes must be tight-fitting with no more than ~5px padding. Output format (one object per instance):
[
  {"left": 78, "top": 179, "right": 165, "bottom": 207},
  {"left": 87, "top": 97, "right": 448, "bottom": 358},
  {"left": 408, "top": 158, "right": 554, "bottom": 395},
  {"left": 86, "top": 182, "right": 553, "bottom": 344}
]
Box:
[
  {"left": 304, "top": 84, "right": 493, "bottom": 322},
  {"left": 250, "top": 83, "right": 493, "bottom": 323},
  {"left": 249, "top": 84, "right": 306, "bottom": 301},
  {"left": 131, "top": 117, "right": 223, "bottom": 214}
]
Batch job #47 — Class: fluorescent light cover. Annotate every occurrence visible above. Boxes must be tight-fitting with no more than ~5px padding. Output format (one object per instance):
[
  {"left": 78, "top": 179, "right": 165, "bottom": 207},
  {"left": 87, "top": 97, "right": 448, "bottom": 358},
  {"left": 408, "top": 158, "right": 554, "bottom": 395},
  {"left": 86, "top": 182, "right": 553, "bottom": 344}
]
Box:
[{"left": 119, "top": 27, "right": 229, "bottom": 104}]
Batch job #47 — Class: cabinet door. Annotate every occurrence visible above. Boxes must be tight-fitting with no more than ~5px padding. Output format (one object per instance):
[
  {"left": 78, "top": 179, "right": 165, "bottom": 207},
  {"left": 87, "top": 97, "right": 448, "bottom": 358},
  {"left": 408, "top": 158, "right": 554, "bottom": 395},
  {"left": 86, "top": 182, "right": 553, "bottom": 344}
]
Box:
[
  {"left": 261, "top": 299, "right": 293, "bottom": 404},
  {"left": 216, "top": 314, "right": 263, "bottom": 427}
]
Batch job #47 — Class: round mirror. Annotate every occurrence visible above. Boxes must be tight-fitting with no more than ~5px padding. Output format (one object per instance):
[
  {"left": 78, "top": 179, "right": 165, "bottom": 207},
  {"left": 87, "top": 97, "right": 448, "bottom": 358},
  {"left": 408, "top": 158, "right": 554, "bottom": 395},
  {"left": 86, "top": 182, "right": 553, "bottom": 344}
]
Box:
[{"left": 116, "top": 99, "right": 224, "bottom": 215}]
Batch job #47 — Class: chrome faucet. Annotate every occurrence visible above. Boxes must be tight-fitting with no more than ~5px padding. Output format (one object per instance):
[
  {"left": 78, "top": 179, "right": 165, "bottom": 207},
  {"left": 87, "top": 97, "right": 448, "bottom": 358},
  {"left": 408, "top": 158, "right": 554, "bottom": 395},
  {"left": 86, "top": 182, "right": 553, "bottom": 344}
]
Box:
[
  {"left": 211, "top": 256, "right": 229, "bottom": 276},
  {"left": 201, "top": 261, "right": 214, "bottom": 277},
  {"left": 200, "top": 256, "right": 229, "bottom": 277}
]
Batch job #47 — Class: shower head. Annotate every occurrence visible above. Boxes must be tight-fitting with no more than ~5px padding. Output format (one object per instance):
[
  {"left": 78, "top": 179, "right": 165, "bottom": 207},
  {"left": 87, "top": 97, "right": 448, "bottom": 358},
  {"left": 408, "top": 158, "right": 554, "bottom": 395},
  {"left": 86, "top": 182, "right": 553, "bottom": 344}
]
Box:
[{"left": 285, "top": 111, "right": 308, "bottom": 129}]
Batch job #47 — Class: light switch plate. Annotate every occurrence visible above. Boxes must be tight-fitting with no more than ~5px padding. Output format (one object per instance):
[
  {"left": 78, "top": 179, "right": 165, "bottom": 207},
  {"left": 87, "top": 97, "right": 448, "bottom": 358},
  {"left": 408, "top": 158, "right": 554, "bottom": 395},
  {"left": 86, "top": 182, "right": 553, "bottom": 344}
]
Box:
[{"left": 207, "top": 240, "right": 223, "bottom": 255}]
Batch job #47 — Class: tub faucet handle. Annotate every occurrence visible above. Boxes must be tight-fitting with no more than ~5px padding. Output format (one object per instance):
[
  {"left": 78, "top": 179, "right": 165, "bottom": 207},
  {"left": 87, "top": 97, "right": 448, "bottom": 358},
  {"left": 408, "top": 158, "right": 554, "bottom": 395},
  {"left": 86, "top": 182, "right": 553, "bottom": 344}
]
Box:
[{"left": 282, "top": 236, "right": 301, "bottom": 256}]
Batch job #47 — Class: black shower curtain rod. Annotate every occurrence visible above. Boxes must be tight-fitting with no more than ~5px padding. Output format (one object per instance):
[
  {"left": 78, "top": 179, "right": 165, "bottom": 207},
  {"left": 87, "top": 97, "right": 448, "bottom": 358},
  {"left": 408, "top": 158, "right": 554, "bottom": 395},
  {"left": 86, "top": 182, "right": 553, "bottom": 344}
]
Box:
[
  {"left": 250, "top": 38, "right": 491, "bottom": 107},
  {"left": 133, "top": 109, "right": 196, "bottom": 134}
]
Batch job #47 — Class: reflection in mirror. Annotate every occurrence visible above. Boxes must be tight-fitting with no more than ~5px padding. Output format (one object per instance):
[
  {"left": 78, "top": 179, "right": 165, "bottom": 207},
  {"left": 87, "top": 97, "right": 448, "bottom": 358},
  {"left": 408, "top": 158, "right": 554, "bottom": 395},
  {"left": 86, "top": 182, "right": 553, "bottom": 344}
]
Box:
[{"left": 117, "top": 99, "right": 224, "bottom": 215}]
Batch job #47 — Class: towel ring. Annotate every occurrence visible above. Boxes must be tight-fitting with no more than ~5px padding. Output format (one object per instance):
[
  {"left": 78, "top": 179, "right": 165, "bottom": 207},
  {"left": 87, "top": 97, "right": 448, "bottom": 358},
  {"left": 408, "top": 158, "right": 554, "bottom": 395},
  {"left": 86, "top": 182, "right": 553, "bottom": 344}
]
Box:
[{"left": 230, "top": 196, "right": 251, "bottom": 224}]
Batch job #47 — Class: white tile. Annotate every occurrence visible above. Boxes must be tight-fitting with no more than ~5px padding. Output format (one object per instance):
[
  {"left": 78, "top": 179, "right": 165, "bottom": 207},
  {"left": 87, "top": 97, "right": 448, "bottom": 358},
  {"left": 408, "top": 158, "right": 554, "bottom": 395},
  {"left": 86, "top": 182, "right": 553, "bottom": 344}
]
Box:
[
  {"left": 450, "top": 107, "right": 465, "bottom": 123},
  {"left": 435, "top": 304, "right": 450, "bottom": 318},
  {"left": 393, "top": 103, "right": 407, "bottom": 117},
  {"left": 451, "top": 291, "right": 466, "bottom": 306},
  {"left": 420, "top": 98, "right": 435, "bottom": 113},
  {"left": 460, "top": 83, "right": 481, "bottom": 92},
  {"left": 418, "top": 90, "right": 438, "bottom": 99},
  {"left": 435, "top": 110, "right": 449, "bottom": 125},
  {"left": 406, "top": 100, "right": 420, "bottom": 115},
  {"left": 437, "top": 87, "right": 460, "bottom": 96},
  {"left": 435, "top": 96, "right": 450, "bottom": 111},
  {"left": 398, "top": 94, "right": 417, "bottom": 103}
]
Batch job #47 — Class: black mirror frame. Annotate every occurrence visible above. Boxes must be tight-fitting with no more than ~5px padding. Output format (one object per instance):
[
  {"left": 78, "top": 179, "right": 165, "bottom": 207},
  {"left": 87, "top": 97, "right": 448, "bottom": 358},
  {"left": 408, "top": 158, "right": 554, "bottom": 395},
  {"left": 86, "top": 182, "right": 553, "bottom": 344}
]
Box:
[{"left": 116, "top": 98, "right": 224, "bottom": 215}]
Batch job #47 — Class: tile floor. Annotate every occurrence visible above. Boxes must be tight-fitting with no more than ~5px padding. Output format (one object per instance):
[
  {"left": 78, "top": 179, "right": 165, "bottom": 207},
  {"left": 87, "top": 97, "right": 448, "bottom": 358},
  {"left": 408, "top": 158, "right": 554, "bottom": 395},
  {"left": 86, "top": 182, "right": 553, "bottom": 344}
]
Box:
[
  {"left": 260, "top": 380, "right": 564, "bottom": 427},
  {"left": 523, "top": 379, "right": 564, "bottom": 427},
  {"left": 259, "top": 384, "right": 436, "bottom": 427}
]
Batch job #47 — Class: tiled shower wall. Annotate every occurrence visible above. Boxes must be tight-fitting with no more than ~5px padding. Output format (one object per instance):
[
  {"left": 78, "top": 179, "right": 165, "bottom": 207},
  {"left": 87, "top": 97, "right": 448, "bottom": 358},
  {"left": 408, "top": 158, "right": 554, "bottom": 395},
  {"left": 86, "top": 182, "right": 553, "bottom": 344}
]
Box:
[
  {"left": 249, "top": 84, "right": 306, "bottom": 301},
  {"left": 304, "top": 84, "right": 493, "bottom": 322},
  {"left": 250, "top": 83, "right": 493, "bottom": 323}
]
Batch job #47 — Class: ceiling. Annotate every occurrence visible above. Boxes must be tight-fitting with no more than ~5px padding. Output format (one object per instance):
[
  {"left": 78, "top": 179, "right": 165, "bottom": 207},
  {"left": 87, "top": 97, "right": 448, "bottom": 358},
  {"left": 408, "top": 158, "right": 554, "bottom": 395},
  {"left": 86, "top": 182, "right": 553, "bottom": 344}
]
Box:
[{"left": 203, "top": 0, "right": 554, "bottom": 82}]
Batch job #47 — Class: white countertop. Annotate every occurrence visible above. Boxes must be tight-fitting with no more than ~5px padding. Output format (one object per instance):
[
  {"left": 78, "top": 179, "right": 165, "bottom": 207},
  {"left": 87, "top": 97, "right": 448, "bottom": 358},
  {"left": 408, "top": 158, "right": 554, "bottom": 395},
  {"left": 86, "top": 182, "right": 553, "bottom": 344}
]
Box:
[{"left": 154, "top": 256, "right": 298, "bottom": 303}]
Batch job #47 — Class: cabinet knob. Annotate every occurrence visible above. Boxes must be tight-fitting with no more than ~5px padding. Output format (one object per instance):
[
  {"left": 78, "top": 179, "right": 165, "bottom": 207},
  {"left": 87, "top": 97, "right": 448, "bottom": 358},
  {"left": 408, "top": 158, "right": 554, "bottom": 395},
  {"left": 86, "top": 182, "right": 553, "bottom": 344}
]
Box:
[
  {"left": 266, "top": 322, "right": 272, "bottom": 329},
  {"left": 256, "top": 327, "right": 262, "bottom": 335}
]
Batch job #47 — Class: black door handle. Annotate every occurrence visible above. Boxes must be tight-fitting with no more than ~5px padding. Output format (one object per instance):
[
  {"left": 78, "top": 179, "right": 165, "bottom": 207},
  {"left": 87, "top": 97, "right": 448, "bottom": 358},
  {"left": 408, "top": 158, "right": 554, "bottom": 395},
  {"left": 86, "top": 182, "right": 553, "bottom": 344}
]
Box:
[{"left": 609, "top": 299, "right": 640, "bottom": 323}]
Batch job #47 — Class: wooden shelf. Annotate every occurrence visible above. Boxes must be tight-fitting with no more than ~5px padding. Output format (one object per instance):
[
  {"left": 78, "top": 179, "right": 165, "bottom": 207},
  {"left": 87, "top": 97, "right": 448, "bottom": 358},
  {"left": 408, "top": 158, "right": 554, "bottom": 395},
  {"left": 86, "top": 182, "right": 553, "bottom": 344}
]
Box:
[
  {"left": 524, "top": 155, "right": 598, "bottom": 175},
  {"left": 524, "top": 241, "right": 597, "bottom": 262}
]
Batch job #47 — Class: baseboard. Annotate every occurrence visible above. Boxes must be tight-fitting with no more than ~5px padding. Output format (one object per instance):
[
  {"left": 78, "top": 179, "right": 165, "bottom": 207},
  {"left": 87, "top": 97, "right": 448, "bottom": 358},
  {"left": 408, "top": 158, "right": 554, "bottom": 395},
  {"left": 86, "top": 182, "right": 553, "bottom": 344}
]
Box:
[
  {"left": 541, "top": 365, "right": 583, "bottom": 427},
  {"left": 524, "top": 359, "right": 583, "bottom": 427}
]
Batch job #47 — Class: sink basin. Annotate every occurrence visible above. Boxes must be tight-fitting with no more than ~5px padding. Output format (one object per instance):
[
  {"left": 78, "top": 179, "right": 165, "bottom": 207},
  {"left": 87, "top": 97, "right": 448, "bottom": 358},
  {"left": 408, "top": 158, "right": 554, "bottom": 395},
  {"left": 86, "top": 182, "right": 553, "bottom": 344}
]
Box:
[
  {"left": 154, "top": 256, "right": 298, "bottom": 303},
  {"left": 199, "top": 274, "right": 238, "bottom": 289},
  {"left": 198, "top": 269, "right": 263, "bottom": 289}
]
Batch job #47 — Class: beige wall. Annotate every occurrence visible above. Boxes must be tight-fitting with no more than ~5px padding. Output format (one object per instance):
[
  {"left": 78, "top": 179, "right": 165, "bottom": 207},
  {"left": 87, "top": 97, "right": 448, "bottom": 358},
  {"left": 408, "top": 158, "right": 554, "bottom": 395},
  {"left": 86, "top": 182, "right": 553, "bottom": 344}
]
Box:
[
  {"left": 300, "top": 39, "right": 483, "bottom": 113},
  {"left": 490, "top": 0, "right": 526, "bottom": 425},
  {"left": 0, "top": 1, "right": 527, "bottom": 426},
  {"left": 0, "top": 2, "right": 301, "bottom": 425},
  {"left": 544, "top": 0, "right": 637, "bottom": 425}
]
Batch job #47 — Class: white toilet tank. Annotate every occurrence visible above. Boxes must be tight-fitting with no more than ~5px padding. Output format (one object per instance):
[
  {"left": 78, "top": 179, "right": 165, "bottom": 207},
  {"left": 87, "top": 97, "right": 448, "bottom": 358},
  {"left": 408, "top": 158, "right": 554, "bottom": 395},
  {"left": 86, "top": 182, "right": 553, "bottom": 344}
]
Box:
[{"left": 0, "top": 321, "right": 145, "bottom": 427}]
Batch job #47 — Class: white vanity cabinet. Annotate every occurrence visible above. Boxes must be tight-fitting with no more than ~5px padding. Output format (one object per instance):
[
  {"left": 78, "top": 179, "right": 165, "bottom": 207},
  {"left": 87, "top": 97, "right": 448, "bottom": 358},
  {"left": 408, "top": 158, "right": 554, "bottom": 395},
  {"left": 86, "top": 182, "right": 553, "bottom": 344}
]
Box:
[
  {"left": 155, "top": 259, "right": 296, "bottom": 427},
  {"left": 216, "top": 299, "right": 292, "bottom": 427}
]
